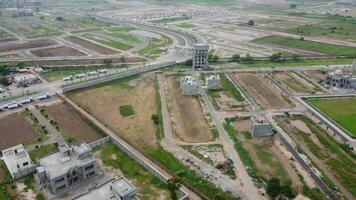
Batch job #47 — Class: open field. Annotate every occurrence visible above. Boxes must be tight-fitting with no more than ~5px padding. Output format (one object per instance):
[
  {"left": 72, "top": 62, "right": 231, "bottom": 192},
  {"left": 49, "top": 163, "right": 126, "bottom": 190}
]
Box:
[
  {"left": 276, "top": 115, "right": 356, "bottom": 197},
  {"left": 64, "top": 36, "right": 119, "bottom": 55},
  {"left": 165, "top": 75, "right": 214, "bottom": 143},
  {"left": 308, "top": 97, "right": 356, "bottom": 137},
  {"left": 272, "top": 71, "right": 321, "bottom": 93},
  {"left": 96, "top": 144, "right": 170, "bottom": 200},
  {"left": 0, "top": 38, "right": 18, "bottom": 43},
  {"left": 242, "top": 58, "right": 356, "bottom": 68},
  {"left": 106, "top": 31, "right": 140, "bottom": 43},
  {"left": 69, "top": 75, "right": 158, "bottom": 147},
  {"left": 84, "top": 34, "right": 132, "bottom": 51},
  {"left": 234, "top": 73, "right": 292, "bottom": 109},
  {"left": 254, "top": 35, "right": 356, "bottom": 56},
  {"left": 176, "top": 23, "right": 196, "bottom": 28},
  {"left": 301, "top": 70, "right": 326, "bottom": 83},
  {"left": 139, "top": 36, "right": 172, "bottom": 59},
  {"left": 45, "top": 102, "right": 102, "bottom": 143},
  {"left": 41, "top": 67, "right": 102, "bottom": 82},
  {"left": 0, "top": 39, "right": 57, "bottom": 53},
  {"left": 0, "top": 113, "right": 37, "bottom": 150},
  {"left": 232, "top": 119, "right": 303, "bottom": 189},
  {"left": 31, "top": 46, "right": 86, "bottom": 57}
]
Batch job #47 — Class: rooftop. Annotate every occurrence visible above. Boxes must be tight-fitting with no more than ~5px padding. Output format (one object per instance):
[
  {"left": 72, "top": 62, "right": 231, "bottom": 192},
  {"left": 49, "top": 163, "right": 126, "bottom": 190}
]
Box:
[
  {"left": 72, "top": 177, "right": 137, "bottom": 200},
  {"left": 38, "top": 143, "right": 95, "bottom": 179},
  {"left": 1, "top": 144, "right": 34, "bottom": 177}
]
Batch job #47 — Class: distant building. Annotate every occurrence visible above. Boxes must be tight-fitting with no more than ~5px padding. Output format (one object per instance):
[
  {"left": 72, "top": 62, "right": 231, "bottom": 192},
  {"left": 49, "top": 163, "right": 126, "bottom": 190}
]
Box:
[
  {"left": 72, "top": 177, "right": 137, "bottom": 200},
  {"left": 206, "top": 74, "right": 221, "bottom": 90},
  {"left": 12, "top": 9, "right": 33, "bottom": 17},
  {"left": 36, "top": 142, "right": 99, "bottom": 195},
  {"left": 180, "top": 76, "right": 199, "bottom": 96},
  {"left": 13, "top": 74, "right": 38, "bottom": 87},
  {"left": 1, "top": 144, "right": 36, "bottom": 179},
  {"left": 251, "top": 118, "right": 273, "bottom": 137},
  {"left": 193, "top": 44, "right": 209, "bottom": 70},
  {"left": 325, "top": 61, "right": 356, "bottom": 90}
]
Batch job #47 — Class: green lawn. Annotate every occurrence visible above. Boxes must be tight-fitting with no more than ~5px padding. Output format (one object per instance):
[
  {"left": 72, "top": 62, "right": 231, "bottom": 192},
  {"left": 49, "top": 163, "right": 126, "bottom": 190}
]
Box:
[
  {"left": 100, "top": 144, "right": 170, "bottom": 199},
  {"left": 29, "top": 144, "right": 58, "bottom": 161},
  {"left": 254, "top": 144, "right": 287, "bottom": 178},
  {"left": 119, "top": 105, "right": 135, "bottom": 117},
  {"left": 220, "top": 74, "right": 244, "bottom": 102},
  {"left": 108, "top": 32, "right": 140, "bottom": 43},
  {"left": 176, "top": 23, "right": 196, "bottom": 28},
  {"left": 107, "top": 26, "right": 136, "bottom": 32},
  {"left": 42, "top": 68, "right": 97, "bottom": 82},
  {"left": 255, "top": 35, "right": 356, "bottom": 57},
  {"left": 242, "top": 58, "right": 355, "bottom": 68},
  {"left": 93, "top": 38, "right": 132, "bottom": 51},
  {"left": 308, "top": 98, "right": 356, "bottom": 137}
]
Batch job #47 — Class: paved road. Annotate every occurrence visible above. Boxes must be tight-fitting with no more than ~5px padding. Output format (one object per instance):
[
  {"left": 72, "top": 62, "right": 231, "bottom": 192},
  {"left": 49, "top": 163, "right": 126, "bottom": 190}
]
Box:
[
  {"left": 191, "top": 73, "right": 264, "bottom": 200},
  {"left": 28, "top": 105, "right": 65, "bottom": 146}
]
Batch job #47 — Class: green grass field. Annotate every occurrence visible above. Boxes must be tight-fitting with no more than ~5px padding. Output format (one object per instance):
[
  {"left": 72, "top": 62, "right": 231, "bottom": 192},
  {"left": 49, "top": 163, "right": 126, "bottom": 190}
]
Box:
[
  {"left": 108, "top": 32, "right": 140, "bottom": 43},
  {"left": 308, "top": 98, "right": 356, "bottom": 137},
  {"left": 93, "top": 38, "right": 132, "bottom": 51},
  {"left": 242, "top": 58, "right": 355, "bottom": 68},
  {"left": 119, "top": 105, "right": 135, "bottom": 117},
  {"left": 176, "top": 23, "right": 196, "bottom": 28},
  {"left": 255, "top": 35, "right": 356, "bottom": 57},
  {"left": 42, "top": 68, "right": 97, "bottom": 82}
]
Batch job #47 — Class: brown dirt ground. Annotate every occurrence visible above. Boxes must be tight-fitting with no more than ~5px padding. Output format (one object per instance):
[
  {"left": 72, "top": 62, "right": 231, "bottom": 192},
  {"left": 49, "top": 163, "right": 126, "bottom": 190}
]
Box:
[
  {"left": 235, "top": 73, "right": 291, "bottom": 109},
  {"left": 0, "top": 113, "right": 37, "bottom": 150},
  {"left": 232, "top": 119, "right": 251, "bottom": 132},
  {"left": 65, "top": 36, "right": 119, "bottom": 55},
  {"left": 31, "top": 46, "right": 86, "bottom": 57},
  {"left": 0, "top": 39, "right": 57, "bottom": 53},
  {"left": 0, "top": 53, "right": 20, "bottom": 58},
  {"left": 302, "top": 70, "right": 325, "bottom": 82},
  {"left": 45, "top": 102, "right": 101, "bottom": 143},
  {"left": 166, "top": 76, "right": 214, "bottom": 143},
  {"left": 273, "top": 72, "right": 318, "bottom": 93},
  {"left": 70, "top": 75, "right": 158, "bottom": 147}
]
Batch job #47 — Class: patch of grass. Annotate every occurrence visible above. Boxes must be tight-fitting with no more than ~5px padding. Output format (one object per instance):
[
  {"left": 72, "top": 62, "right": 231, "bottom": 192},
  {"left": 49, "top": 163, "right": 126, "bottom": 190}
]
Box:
[
  {"left": 241, "top": 131, "right": 252, "bottom": 139},
  {"left": 108, "top": 32, "right": 140, "bottom": 43},
  {"left": 206, "top": 90, "right": 221, "bottom": 110},
  {"left": 220, "top": 74, "right": 244, "bottom": 102},
  {"left": 144, "top": 145, "right": 236, "bottom": 199},
  {"left": 107, "top": 26, "right": 136, "bottom": 32},
  {"left": 154, "top": 78, "right": 164, "bottom": 140},
  {"left": 100, "top": 144, "right": 169, "bottom": 198},
  {"left": 255, "top": 35, "right": 356, "bottom": 57},
  {"left": 176, "top": 23, "right": 196, "bottom": 28},
  {"left": 181, "top": 145, "right": 215, "bottom": 165},
  {"left": 23, "top": 174, "right": 35, "bottom": 192},
  {"left": 139, "top": 36, "right": 172, "bottom": 59},
  {"left": 254, "top": 144, "right": 287, "bottom": 178},
  {"left": 119, "top": 105, "right": 135, "bottom": 117},
  {"left": 41, "top": 68, "right": 98, "bottom": 82},
  {"left": 92, "top": 37, "right": 132, "bottom": 51},
  {"left": 308, "top": 98, "right": 356, "bottom": 137},
  {"left": 29, "top": 144, "right": 58, "bottom": 161}
]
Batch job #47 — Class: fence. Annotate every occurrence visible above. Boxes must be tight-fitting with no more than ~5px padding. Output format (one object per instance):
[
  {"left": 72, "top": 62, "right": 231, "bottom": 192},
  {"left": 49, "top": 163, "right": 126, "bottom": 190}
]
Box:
[{"left": 88, "top": 136, "right": 111, "bottom": 149}]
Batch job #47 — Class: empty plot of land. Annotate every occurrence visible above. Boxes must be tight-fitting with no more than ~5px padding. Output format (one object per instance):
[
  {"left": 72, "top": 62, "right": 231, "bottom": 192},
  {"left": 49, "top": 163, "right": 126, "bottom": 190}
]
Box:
[
  {"left": 272, "top": 71, "right": 320, "bottom": 93},
  {"left": 234, "top": 73, "right": 291, "bottom": 109},
  {"left": 45, "top": 102, "right": 101, "bottom": 143},
  {"left": 166, "top": 76, "right": 214, "bottom": 143},
  {"left": 65, "top": 36, "right": 119, "bottom": 55},
  {"left": 31, "top": 46, "right": 86, "bottom": 57},
  {"left": 69, "top": 75, "right": 158, "bottom": 147},
  {"left": 308, "top": 97, "right": 356, "bottom": 137},
  {"left": 0, "top": 39, "right": 57, "bottom": 53},
  {"left": 302, "top": 70, "right": 326, "bottom": 83},
  {"left": 0, "top": 113, "right": 37, "bottom": 150},
  {"left": 0, "top": 38, "right": 18, "bottom": 43}
]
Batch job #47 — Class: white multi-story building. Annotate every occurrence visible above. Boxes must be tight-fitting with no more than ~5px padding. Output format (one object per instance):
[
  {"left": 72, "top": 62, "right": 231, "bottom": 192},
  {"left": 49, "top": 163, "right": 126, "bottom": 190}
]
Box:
[
  {"left": 36, "top": 142, "right": 99, "bottom": 195},
  {"left": 325, "top": 68, "right": 356, "bottom": 90},
  {"left": 206, "top": 74, "right": 221, "bottom": 90},
  {"left": 193, "top": 44, "right": 209, "bottom": 70},
  {"left": 180, "top": 76, "right": 199, "bottom": 96},
  {"left": 2, "top": 144, "right": 35, "bottom": 179}
]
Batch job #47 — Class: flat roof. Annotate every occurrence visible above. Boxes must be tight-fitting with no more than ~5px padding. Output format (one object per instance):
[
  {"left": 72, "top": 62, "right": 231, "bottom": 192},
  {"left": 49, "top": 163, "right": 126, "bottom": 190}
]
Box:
[
  {"left": 38, "top": 143, "right": 95, "bottom": 179},
  {"left": 2, "top": 144, "right": 34, "bottom": 177},
  {"left": 72, "top": 177, "right": 136, "bottom": 200}
]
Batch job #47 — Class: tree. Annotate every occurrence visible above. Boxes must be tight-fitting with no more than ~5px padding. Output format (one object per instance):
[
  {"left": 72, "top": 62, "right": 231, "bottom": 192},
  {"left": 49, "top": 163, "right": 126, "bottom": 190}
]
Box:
[
  {"left": 266, "top": 177, "right": 281, "bottom": 198},
  {"left": 119, "top": 56, "right": 126, "bottom": 64},
  {"left": 270, "top": 52, "right": 282, "bottom": 62},
  {"left": 40, "top": 16, "right": 45, "bottom": 20},
  {"left": 151, "top": 114, "right": 159, "bottom": 125},
  {"left": 56, "top": 16, "right": 64, "bottom": 21},
  {"left": 167, "top": 178, "right": 182, "bottom": 200},
  {"left": 300, "top": 36, "right": 305, "bottom": 41},
  {"left": 0, "top": 77, "right": 10, "bottom": 86},
  {"left": 185, "top": 59, "right": 192, "bottom": 66},
  {"left": 212, "top": 55, "right": 219, "bottom": 62},
  {"left": 280, "top": 180, "right": 295, "bottom": 198},
  {"left": 103, "top": 59, "right": 112, "bottom": 67},
  {"left": 289, "top": 4, "right": 297, "bottom": 9},
  {"left": 231, "top": 54, "right": 240, "bottom": 61},
  {"left": 241, "top": 53, "right": 253, "bottom": 62},
  {"left": 248, "top": 19, "right": 254, "bottom": 26}
]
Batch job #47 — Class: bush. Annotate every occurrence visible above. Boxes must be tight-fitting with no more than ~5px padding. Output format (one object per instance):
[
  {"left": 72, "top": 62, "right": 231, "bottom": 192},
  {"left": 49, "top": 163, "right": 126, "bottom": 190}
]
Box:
[{"left": 151, "top": 114, "right": 159, "bottom": 125}]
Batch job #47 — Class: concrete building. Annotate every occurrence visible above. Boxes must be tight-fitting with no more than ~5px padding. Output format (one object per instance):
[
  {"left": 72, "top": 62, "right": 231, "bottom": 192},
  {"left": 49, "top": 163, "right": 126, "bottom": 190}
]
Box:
[
  {"left": 193, "top": 44, "right": 209, "bottom": 70},
  {"left": 36, "top": 143, "right": 99, "bottom": 195},
  {"left": 325, "top": 61, "right": 356, "bottom": 90},
  {"left": 72, "top": 177, "right": 137, "bottom": 200},
  {"left": 180, "top": 76, "right": 199, "bottom": 96},
  {"left": 1, "top": 144, "right": 35, "bottom": 179},
  {"left": 13, "top": 74, "right": 38, "bottom": 87},
  {"left": 251, "top": 119, "right": 273, "bottom": 137},
  {"left": 206, "top": 74, "right": 221, "bottom": 90}
]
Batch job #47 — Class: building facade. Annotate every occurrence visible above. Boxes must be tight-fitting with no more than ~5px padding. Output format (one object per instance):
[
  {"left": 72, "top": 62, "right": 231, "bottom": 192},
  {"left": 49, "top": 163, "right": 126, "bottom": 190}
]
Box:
[
  {"left": 36, "top": 143, "right": 99, "bottom": 195},
  {"left": 325, "top": 61, "right": 356, "bottom": 90},
  {"left": 2, "top": 144, "right": 35, "bottom": 179},
  {"left": 193, "top": 44, "right": 209, "bottom": 70},
  {"left": 251, "top": 119, "right": 273, "bottom": 137},
  {"left": 180, "top": 76, "right": 199, "bottom": 96},
  {"left": 206, "top": 74, "right": 221, "bottom": 90}
]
